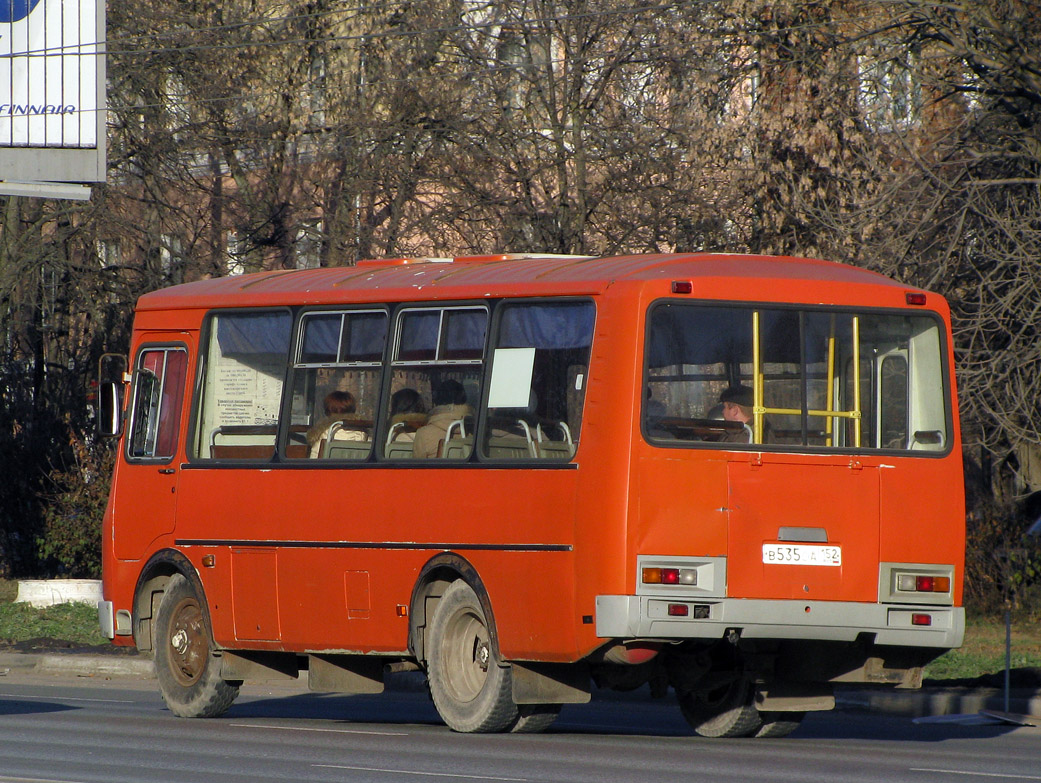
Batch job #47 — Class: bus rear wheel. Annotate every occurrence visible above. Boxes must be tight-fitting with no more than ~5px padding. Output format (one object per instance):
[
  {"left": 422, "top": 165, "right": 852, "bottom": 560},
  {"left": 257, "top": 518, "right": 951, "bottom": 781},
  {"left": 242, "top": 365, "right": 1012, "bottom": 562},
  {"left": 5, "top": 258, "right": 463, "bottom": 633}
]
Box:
[
  {"left": 677, "top": 675, "right": 762, "bottom": 738},
  {"left": 511, "top": 703, "right": 561, "bottom": 733},
  {"left": 153, "top": 574, "right": 240, "bottom": 718},
  {"left": 754, "top": 711, "right": 805, "bottom": 738},
  {"left": 427, "top": 580, "right": 519, "bottom": 733}
]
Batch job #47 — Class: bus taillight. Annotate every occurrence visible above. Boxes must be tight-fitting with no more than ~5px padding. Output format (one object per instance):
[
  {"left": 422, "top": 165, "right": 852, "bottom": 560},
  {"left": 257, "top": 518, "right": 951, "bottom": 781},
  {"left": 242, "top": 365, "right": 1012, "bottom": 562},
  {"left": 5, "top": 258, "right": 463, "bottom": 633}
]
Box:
[
  {"left": 642, "top": 567, "right": 697, "bottom": 585},
  {"left": 896, "top": 574, "right": 951, "bottom": 593}
]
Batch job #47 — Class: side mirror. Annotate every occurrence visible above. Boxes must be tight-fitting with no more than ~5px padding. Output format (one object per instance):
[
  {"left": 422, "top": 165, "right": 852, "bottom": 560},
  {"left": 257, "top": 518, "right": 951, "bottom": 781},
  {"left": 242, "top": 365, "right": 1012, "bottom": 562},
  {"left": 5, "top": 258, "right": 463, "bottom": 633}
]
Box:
[
  {"left": 97, "top": 353, "right": 128, "bottom": 438},
  {"left": 98, "top": 382, "right": 125, "bottom": 437}
]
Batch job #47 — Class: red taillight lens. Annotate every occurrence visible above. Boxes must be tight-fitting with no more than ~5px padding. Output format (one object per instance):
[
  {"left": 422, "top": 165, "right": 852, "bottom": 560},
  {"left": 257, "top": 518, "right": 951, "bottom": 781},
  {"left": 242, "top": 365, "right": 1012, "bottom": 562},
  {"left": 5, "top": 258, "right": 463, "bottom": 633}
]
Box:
[
  {"left": 915, "top": 575, "right": 950, "bottom": 593},
  {"left": 661, "top": 568, "right": 680, "bottom": 585}
]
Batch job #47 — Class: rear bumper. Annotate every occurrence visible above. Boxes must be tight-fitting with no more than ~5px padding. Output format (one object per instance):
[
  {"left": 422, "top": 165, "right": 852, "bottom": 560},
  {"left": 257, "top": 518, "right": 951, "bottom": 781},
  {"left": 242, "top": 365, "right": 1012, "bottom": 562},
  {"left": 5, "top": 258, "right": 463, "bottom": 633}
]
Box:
[{"left": 595, "top": 595, "right": 964, "bottom": 648}]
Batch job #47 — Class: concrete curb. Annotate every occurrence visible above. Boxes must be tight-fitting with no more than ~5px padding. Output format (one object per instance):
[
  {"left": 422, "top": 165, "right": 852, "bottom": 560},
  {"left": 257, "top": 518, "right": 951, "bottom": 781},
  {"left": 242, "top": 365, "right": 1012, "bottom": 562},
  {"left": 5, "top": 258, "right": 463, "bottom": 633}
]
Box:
[
  {"left": 2, "top": 650, "right": 1039, "bottom": 722},
  {"left": 34, "top": 653, "right": 155, "bottom": 678},
  {"left": 0, "top": 651, "right": 153, "bottom": 679},
  {"left": 835, "top": 685, "right": 1041, "bottom": 721}
]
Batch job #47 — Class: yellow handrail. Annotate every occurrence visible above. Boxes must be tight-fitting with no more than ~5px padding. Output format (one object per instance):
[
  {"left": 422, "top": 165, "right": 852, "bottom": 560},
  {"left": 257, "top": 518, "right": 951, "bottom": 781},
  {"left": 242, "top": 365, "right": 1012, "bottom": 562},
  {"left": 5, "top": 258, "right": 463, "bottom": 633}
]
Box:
[
  {"left": 752, "top": 311, "right": 763, "bottom": 443},
  {"left": 749, "top": 312, "right": 862, "bottom": 447}
]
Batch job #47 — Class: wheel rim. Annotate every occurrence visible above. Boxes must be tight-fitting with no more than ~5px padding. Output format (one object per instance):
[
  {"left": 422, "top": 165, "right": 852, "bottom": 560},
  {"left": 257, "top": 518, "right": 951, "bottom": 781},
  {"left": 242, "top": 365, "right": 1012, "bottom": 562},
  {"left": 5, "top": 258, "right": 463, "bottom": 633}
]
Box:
[
  {"left": 441, "top": 607, "right": 491, "bottom": 704},
  {"left": 166, "top": 596, "right": 207, "bottom": 687}
]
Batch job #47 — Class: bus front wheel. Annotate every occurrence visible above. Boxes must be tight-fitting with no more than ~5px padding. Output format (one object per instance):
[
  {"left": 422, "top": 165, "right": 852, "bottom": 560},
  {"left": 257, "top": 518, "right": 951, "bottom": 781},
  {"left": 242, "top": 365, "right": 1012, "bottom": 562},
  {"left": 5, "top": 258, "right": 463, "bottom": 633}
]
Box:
[
  {"left": 153, "top": 574, "right": 240, "bottom": 718},
  {"left": 426, "top": 580, "right": 519, "bottom": 733}
]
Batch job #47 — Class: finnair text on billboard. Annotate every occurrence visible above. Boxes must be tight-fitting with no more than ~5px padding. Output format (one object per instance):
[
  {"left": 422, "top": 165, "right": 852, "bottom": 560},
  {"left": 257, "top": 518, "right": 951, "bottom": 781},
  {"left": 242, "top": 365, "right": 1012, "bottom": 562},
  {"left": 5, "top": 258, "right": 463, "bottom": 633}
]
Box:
[{"left": 0, "top": 0, "right": 100, "bottom": 148}]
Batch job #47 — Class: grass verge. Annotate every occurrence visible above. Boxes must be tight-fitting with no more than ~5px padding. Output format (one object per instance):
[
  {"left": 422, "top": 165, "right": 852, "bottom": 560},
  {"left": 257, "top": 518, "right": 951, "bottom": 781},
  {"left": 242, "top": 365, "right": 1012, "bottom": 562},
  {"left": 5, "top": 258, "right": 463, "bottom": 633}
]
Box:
[
  {"left": 924, "top": 615, "right": 1041, "bottom": 683},
  {"left": 0, "top": 578, "right": 108, "bottom": 648}
]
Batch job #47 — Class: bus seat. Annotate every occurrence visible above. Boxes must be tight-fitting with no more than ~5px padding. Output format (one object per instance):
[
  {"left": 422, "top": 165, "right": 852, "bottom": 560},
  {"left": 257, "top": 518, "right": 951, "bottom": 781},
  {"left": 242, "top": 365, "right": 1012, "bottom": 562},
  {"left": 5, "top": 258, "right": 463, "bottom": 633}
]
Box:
[
  {"left": 443, "top": 435, "right": 474, "bottom": 460},
  {"left": 536, "top": 440, "right": 575, "bottom": 459},
  {"left": 383, "top": 421, "right": 415, "bottom": 459},
  {"left": 317, "top": 421, "right": 370, "bottom": 459},
  {"left": 536, "top": 421, "right": 574, "bottom": 459},
  {"left": 485, "top": 418, "right": 537, "bottom": 459},
  {"left": 326, "top": 442, "right": 371, "bottom": 460},
  {"left": 441, "top": 419, "right": 473, "bottom": 460},
  {"left": 386, "top": 441, "right": 415, "bottom": 459}
]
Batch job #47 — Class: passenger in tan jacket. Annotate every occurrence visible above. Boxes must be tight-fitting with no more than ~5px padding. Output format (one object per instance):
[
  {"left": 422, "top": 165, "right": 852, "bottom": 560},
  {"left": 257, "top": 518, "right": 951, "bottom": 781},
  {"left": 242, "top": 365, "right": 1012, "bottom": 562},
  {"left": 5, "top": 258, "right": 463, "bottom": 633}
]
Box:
[{"left": 413, "top": 379, "right": 470, "bottom": 458}]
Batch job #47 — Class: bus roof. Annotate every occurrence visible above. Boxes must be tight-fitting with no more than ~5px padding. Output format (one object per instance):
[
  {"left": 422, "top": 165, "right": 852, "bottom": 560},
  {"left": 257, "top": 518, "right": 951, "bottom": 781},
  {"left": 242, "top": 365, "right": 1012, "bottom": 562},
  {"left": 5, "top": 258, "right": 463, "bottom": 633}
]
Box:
[{"left": 135, "top": 253, "right": 915, "bottom": 311}]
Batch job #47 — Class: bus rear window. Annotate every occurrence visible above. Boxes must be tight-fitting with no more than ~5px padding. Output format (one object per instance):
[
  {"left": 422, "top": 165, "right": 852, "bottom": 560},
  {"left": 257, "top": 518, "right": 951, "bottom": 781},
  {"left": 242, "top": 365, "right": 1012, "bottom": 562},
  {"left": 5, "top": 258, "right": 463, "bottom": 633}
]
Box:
[{"left": 644, "top": 303, "right": 948, "bottom": 452}]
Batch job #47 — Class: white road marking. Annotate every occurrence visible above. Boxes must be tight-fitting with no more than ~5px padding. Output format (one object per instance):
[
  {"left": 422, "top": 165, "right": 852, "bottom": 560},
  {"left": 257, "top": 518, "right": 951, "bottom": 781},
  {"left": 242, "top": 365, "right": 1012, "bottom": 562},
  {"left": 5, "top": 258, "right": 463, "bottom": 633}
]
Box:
[
  {"left": 314, "top": 766, "right": 526, "bottom": 781},
  {"left": 230, "top": 722, "right": 407, "bottom": 736},
  {"left": 912, "top": 769, "right": 1041, "bottom": 780}
]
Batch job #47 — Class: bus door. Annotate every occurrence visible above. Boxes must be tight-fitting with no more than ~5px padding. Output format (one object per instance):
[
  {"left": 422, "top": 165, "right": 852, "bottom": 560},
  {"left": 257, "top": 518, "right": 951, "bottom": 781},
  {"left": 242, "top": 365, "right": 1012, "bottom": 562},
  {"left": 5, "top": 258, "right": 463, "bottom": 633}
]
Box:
[
  {"left": 113, "top": 338, "right": 191, "bottom": 561},
  {"left": 725, "top": 310, "right": 882, "bottom": 603},
  {"left": 725, "top": 457, "right": 880, "bottom": 603}
]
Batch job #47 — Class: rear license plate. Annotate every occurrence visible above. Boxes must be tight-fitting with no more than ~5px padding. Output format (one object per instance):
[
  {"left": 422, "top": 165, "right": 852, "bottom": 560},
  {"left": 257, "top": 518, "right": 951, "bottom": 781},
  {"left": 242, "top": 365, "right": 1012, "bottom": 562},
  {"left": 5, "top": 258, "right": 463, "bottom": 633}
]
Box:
[{"left": 762, "top": 544, "right": 842, "bottom": 566}]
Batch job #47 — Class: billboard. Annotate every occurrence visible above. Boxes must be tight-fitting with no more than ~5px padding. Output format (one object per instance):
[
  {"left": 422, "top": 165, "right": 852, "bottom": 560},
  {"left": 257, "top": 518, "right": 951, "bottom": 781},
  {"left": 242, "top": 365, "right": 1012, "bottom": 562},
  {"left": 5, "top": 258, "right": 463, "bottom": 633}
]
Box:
[{"left": 0, "top": 0, "right": 105, "bottom": 191}]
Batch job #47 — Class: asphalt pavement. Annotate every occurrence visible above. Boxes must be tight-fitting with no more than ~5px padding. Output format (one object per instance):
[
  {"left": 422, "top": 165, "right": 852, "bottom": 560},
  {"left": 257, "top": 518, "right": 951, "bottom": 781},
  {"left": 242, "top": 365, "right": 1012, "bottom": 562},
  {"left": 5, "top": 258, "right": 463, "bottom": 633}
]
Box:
[{"left": 1, "top": 647, "right": 1039, "bottom": 724}]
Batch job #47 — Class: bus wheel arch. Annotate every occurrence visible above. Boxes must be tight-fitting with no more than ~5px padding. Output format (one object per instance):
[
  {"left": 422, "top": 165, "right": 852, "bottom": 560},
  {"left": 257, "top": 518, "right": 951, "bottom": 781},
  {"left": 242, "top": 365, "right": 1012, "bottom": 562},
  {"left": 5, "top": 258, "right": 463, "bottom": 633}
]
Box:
[
  {"left": 132, "top": 549, "right": 208, "bottom": 655},
  {"left": 408, "top": 553, "right": 500, "bottom": 667}
]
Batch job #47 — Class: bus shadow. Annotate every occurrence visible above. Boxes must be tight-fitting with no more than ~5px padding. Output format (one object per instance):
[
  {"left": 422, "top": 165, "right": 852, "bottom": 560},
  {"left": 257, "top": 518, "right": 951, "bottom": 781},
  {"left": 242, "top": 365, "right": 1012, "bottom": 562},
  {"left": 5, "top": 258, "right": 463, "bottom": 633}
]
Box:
[
  {"left": 226, "top": 690, "right": 444, "bottom": 727},
  {"left": 217, "top": 688, "right": 1032, "bottom": 741},
  {"left": 790, "top": 710, "right": 1029, "bottom": 742},
  {"left": 0, "top": 698, "right": 77, "bottom": 717}
]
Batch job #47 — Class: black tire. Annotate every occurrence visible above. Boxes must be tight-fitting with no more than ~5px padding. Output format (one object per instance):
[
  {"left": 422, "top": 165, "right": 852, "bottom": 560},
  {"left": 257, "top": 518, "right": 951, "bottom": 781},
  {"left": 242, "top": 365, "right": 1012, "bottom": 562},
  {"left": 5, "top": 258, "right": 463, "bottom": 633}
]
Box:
[
  {"left": 754, "top": 711, "right": 805, "bottom": 738},
  {"left": 510, "top": 703, "right": 561, "bottom": 733},
  {"left": 677, "top": 675, "right": 762, "bottom": 738},
  {"left": 153, "top": 574, "right": 240, "bottom": 718},
  {"left": 427, "top": 580, "right": 519, "bottom": 733}
]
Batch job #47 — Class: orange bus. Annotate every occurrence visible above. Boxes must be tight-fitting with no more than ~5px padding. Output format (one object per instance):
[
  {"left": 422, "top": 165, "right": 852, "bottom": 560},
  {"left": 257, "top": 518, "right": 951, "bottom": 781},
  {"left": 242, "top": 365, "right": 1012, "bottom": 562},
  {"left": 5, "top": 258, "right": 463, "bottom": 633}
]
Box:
[{"left": 98, "top": 253, "right": 965, "bottom": 737}]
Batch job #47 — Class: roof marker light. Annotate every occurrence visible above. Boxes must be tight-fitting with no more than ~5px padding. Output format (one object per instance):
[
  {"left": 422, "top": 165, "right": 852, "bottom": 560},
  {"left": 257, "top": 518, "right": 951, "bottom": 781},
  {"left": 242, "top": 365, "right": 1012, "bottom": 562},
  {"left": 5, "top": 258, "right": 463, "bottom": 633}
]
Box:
[
  {"left": 672, "top": 281, "right": 693, "bottom": 294},
  {"left": 906, "top": 292, "right": 927, "bottom": 306}
]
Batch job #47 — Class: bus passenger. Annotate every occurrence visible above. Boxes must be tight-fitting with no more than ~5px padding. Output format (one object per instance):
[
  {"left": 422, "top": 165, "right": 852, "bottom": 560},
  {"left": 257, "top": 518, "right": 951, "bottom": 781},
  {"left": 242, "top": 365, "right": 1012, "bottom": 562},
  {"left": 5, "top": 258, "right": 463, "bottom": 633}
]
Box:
[
  {"left": 413, "top": 379, "right": 471, "bottom": 458},
  {"left": 388, "top": 388, "right": 428, "bottom": 444},
  {"left": 719, "top": 385, "right": 755, "bottom": 443},
  {"left": 307, "top": 390, "right": 367, "bottom": 457}
]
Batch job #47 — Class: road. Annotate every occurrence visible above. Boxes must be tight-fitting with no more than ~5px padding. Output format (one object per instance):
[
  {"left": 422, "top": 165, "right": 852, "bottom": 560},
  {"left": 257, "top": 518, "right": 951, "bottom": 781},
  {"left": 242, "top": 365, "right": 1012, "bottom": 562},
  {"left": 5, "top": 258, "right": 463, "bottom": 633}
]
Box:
[{"left": 0, "top": 672, "right": 1037, "bottom": 783}]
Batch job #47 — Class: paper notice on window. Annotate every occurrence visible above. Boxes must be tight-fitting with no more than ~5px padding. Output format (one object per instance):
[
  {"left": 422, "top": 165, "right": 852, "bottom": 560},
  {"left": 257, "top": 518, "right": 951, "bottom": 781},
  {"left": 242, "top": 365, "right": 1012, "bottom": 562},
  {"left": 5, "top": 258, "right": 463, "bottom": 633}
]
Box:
[{"left": 215, "top": 358, "right": 284, "bottom": 425}]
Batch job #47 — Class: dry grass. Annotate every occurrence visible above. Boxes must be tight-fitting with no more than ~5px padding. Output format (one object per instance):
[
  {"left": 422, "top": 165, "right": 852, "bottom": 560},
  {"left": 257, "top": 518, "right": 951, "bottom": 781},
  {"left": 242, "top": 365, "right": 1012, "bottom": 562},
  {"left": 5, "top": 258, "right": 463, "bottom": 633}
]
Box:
[{"left": 924, "top": 614, "right": 1041, "bottom": 682}]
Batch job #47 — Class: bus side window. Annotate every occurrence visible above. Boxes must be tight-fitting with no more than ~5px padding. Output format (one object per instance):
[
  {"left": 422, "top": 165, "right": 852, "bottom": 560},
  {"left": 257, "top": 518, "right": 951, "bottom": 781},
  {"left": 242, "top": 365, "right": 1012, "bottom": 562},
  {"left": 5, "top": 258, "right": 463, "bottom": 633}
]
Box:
[
  {"left": 192, "top": 310, "right": 292, "bottom": 461},
  {"left": 482, "top": 300, "right": 595, "bottom": 461},
  {"left": 383, "top": 306, "right": 487, "bottom": 460},
  {"left": 126, "top": 347, "right": 188, "bottom": 461},
  {"left": 283, "top": 310, "right": 386, "bottom": 461}
]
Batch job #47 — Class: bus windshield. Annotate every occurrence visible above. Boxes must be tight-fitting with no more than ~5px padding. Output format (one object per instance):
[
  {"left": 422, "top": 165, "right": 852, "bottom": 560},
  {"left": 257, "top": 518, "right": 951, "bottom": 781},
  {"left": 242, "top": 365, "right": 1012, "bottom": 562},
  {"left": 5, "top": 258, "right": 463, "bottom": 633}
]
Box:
[{"left": 644, "top": 303, "right": 949, "bottom": 452}]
